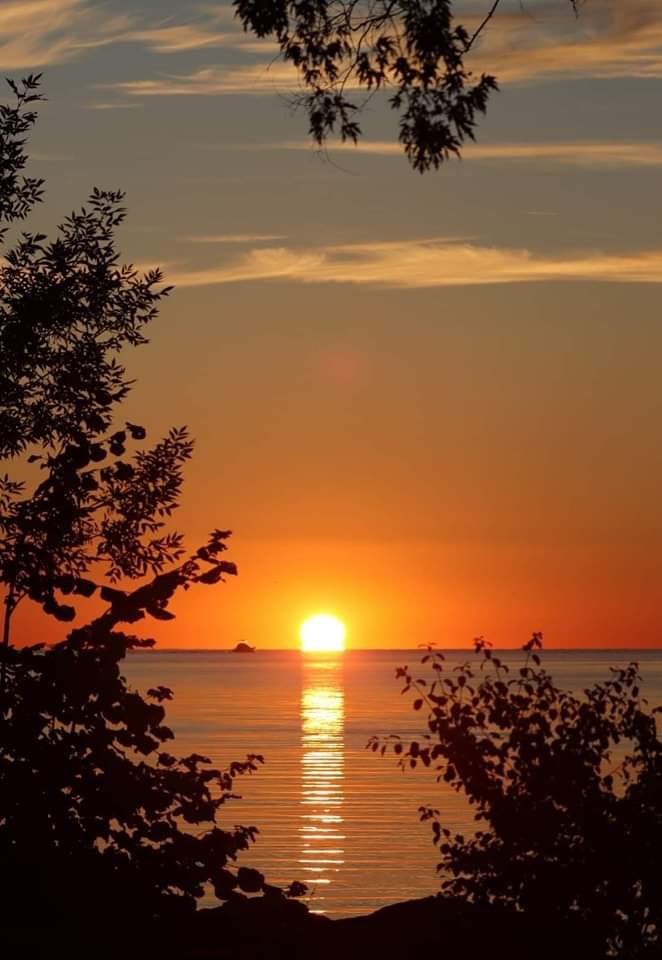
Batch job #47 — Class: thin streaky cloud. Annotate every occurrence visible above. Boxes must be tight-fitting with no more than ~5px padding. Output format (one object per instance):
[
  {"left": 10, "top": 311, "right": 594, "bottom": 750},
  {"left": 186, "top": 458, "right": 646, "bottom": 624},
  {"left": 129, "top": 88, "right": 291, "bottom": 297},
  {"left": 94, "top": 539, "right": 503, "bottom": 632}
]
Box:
[
  {"left": 123, "top": 24, "right": 233, "bottom": 53},
  {"left": 164, "top": 239, "right": 662, "bottom": 290},
  {"left": 252, "top": 139, "right": 662, "bottom": 169},
  {"left": 181, "top": 233, "right": 287, "bottom": 244},
  {"left": 104, "top": 62, "right": 301, "bottom": 97},
  {"left": 120, "top": 23, "right": 277, "bottom": 55},
  {"left": 31, "top": 150, "right": 74, "bottom": 163},
  {"left": 468, "top": 143, "right": 662, "bottom": 167},
  {"left": 84, "top": 102, "right": 141, "bottom": 111},
  {"left": 113, "top": 3, "right": 277, "bottom": 54}
]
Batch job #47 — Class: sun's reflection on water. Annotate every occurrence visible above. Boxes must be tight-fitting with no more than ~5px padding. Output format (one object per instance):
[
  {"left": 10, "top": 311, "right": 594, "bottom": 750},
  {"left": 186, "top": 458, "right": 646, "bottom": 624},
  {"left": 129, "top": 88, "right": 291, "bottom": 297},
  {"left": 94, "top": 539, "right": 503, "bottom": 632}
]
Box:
[{"left": 299, "top": 655, "right": 345, "bottom": 911}]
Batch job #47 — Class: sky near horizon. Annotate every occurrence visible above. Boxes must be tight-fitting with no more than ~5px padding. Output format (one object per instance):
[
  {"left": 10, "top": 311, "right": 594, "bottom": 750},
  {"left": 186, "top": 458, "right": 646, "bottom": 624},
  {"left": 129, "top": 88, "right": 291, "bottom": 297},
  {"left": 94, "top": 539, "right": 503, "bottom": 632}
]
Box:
[{"left": 6, "top": 0, "right": 662, "bottom": 649}]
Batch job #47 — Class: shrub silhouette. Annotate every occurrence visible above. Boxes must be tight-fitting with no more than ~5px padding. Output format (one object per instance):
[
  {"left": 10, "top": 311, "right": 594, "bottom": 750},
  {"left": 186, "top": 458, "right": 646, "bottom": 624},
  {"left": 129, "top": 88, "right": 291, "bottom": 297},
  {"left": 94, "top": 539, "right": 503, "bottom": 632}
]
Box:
[
  {"left": 373, "top": 635, "right": 662, "bottom": 957},
  {"left": 0, "top": 77, "right": 274, "bottom": 950}
]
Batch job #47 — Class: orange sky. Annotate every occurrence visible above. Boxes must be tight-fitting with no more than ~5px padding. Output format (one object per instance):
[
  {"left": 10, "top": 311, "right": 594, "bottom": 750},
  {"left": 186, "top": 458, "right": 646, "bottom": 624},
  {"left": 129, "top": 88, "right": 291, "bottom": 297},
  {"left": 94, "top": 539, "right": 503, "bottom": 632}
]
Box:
[{"left": 5, "top": 0, "right": 662, "bottom": 649}]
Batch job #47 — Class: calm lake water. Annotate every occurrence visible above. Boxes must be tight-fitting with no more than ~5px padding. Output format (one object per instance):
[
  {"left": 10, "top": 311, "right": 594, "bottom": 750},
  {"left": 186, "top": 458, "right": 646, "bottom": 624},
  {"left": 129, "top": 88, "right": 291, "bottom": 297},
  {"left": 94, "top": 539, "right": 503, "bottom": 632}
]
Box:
[{"left": 125, "top": 648, "right": 662, "bottom": 918}]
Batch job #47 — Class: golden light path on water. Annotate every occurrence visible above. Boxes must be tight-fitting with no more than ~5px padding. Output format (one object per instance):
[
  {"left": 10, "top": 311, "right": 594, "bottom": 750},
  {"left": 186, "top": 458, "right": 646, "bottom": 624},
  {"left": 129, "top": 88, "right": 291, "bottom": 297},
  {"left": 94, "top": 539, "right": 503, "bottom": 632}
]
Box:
[
  {"left": 299, "top": 654, "right": 345, "bottom": 911},
  {"left": 123, "top": 650, "right": 662, "bottom": 917}
]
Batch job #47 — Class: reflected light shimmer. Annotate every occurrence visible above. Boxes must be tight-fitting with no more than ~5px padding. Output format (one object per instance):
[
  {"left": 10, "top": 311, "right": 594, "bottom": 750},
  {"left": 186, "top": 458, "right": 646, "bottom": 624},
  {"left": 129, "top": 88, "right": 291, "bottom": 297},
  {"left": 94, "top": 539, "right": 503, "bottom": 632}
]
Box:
[{"left": 299, "top": 656, "right": 345, "bottom": 910}]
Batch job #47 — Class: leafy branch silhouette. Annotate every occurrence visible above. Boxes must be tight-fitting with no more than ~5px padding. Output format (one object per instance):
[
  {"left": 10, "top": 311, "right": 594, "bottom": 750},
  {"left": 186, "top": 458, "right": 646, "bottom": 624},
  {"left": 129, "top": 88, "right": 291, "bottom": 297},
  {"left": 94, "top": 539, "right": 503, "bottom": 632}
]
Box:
[
  {"left": 371, "top": 635, "right": 662, "bottom": 957},
  {"left": 235, "top": 0, "right": 582, "bottom": 172}
]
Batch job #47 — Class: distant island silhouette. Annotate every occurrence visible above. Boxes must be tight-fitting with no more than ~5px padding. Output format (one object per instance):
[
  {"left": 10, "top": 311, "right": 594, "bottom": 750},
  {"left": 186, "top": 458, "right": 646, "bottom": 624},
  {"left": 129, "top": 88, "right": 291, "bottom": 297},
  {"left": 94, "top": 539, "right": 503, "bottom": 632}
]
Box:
[{"left": 232, "top": 641, "right": 255, "bottom": 653}]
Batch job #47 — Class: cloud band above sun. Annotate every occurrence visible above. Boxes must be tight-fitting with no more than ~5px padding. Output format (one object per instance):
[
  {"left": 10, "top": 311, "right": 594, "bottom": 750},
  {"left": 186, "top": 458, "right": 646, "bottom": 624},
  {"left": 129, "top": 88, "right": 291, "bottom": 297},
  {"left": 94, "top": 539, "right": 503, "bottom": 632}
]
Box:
[{"left": 163, "top": 240, "right": 662, "bottom": 291}]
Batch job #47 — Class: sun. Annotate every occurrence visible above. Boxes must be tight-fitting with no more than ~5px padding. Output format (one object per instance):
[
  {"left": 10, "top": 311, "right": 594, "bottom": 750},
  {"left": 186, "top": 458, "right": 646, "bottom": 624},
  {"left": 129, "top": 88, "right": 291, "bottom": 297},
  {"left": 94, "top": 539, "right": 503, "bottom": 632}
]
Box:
[{"left": 300, "top": 614, "right": 346, "bottom": 652}]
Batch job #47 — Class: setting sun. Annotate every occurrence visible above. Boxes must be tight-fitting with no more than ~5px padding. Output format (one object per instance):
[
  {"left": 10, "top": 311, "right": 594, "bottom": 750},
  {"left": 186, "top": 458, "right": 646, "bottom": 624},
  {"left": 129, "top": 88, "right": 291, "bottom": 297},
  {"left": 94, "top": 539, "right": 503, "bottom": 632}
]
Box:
[{"left": 300, "top": 614, "right": 346, "bottom": 652}]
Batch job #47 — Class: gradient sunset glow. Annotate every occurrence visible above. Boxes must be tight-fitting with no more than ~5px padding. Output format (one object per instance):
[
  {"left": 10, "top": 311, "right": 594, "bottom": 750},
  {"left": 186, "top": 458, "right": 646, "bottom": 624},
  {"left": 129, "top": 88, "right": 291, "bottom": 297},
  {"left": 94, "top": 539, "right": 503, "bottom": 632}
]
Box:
[{"left": 5, "top": 0, "right": 662, "bottom": 651}]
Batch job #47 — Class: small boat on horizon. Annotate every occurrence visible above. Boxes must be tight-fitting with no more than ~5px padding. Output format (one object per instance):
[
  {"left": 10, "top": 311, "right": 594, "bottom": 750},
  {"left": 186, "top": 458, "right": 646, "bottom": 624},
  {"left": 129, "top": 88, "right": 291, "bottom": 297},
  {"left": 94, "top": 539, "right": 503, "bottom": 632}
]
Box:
[{"left": 232, "top": 641, "right": 255, "bottom": 653}]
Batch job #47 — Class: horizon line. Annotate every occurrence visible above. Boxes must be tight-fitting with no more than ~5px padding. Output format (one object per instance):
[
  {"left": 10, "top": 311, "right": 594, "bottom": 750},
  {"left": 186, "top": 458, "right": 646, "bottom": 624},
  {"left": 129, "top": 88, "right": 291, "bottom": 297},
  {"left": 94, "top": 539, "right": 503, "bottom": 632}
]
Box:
[{"left": 128, "top": 646, "right": 662, "bottom": 653}]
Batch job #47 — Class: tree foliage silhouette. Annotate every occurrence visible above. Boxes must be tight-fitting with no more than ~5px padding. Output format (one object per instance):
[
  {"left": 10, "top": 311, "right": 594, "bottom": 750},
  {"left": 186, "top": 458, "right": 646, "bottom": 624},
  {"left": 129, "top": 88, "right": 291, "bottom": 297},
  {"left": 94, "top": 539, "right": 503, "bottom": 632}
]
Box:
[
  {"left": 234, "top": 0, "right": 581, "bottom": 172},
  {"left": 373, "top": 635, "right": 662, "bottom": 957},
  {"left": 0, "top": 77, "right": 278, "bottom": 948}
]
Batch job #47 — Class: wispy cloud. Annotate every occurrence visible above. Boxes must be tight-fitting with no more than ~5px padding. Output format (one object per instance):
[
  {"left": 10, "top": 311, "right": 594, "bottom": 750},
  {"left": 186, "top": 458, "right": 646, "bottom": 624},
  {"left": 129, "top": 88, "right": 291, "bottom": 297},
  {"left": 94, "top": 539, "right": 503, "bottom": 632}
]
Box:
[
  {"left": 473, "top": 0, "right": 662, "bottom": 83},
  {"left": 84, "top": 101, "right": 141, "bottom": 111},
  {"left": 104, "top": 62, "right": 299, "bottom": 98},
  {"left": 121, "top": 21, "right": 276, "bottom": 55},
  {"left": 121, "top": 23, "right": 228, "bottom": 53},
  {"left": 102, "top": 0, "right": 662, "bottom": 104},
  {"left": 0, "top": 0, "right": 131, "bottom": 68},
  {"left": 164, "top": 238, "right": 662, "bottom": 290},
  {"left": 236, "top": 138, "right": 662, "bottom": 169},
  {"left": 467, "top": 141, "right": 662, "bottom": 167},
  {"left": 0, "top": 1, "right": 273, "bottom": 70},
  {"left": 4, "top": 0, "right": 661, "bottom": 86},
  {"left": 181, "top": 233, "right": 287, "bottom": 244}
]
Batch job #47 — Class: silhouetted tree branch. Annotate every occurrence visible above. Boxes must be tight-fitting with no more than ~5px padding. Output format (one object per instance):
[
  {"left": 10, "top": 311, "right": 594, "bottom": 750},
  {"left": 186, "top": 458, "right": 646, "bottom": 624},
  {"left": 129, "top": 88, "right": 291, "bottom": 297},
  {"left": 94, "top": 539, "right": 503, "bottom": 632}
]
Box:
[{"left": 234, "top": 0, "right": 582, "bottom": 172}]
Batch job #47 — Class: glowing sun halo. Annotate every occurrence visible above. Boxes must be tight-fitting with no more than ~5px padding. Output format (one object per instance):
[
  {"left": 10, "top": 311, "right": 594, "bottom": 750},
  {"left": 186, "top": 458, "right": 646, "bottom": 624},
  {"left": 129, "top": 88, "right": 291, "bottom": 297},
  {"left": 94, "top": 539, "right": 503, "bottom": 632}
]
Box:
[{"left": 300, "top": 614, "right": 346, "bottom": 652}]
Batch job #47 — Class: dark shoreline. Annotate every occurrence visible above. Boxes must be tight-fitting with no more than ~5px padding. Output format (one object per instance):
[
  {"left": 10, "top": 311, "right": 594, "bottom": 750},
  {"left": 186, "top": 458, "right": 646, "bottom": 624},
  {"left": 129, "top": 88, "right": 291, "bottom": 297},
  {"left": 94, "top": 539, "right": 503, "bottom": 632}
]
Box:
[
  {"left": 4, "top": 891, "right": 607, "bottom": 959},
  {"left": 85, "top": 895, "right": 604, "bottom": 960},
  {"left": 187, "top": 893, "right": 603, "bottom": 960}
]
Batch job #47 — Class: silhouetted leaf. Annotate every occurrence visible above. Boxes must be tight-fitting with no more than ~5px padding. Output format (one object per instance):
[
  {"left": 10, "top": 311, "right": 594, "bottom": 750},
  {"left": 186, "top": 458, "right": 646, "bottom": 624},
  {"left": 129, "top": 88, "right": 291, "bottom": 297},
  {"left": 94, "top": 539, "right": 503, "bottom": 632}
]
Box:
[
  {"left": 126, "top": 421, "right": 146, "bottom": 440},
  {"left": 145, "top": 605, "right": 175, "bottom": 621},
  {"left": 198, "top": 566, "right": 224, "bottom": 585},
  {"left": 56, "top": 574, "right": 75, "bottom": 594},
  {"left": 237, "top": 866, "right": 265, "bottom": 893},
  {"left": 74, "top": 578, "right": 96, "bottom": 597},
  {"left": 90, "top": 443, "right": 106, "bottom": 462},
  {"left": 52, "top": 602, "right": 75, "bottom": 621}
]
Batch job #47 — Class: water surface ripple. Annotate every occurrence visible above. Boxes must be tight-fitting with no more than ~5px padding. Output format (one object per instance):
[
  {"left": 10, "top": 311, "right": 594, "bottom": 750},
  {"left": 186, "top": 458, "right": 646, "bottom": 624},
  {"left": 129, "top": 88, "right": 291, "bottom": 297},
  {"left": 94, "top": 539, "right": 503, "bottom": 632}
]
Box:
[{"left": 125, "top": 648, "right": 662, "bottom": 917}]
